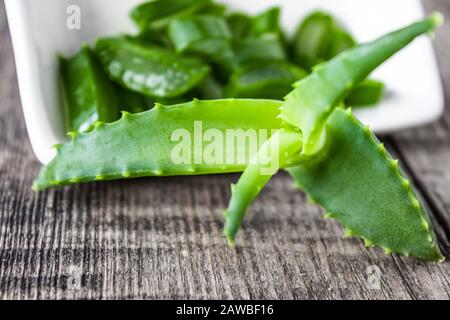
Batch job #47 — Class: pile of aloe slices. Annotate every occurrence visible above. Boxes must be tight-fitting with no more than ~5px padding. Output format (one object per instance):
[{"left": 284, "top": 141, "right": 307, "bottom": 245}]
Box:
[{"left": 34, "top": 0, "right": 445, "bottom": 262}]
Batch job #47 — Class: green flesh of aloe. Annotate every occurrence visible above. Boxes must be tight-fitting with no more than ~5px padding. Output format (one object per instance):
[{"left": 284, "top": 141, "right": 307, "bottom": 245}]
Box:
[{"left": 95, "top": 37, "right": 210, "bottom": 99}]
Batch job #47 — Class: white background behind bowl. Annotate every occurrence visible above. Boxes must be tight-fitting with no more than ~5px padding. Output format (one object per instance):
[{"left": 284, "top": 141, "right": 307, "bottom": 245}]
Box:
[{"left": 5, "top": 0, "right": 444, "bottom": 164}]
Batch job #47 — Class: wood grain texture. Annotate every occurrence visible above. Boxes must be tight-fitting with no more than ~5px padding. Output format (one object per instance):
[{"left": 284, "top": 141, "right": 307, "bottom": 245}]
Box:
[{"left": 0, "top": 0, "right": 449, "bottom": 300}]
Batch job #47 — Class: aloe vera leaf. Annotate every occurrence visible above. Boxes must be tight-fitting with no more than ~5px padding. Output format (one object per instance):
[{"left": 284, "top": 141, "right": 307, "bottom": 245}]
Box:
[
  {"left": 130, "top": 0, "right": 212, "bottom": 31},
  {"left": 60, "top": 46, "right": 121, "bottom": 133},
  {"left": 226, "top": 13, "right": 252, "bottom": 39},
  {"left": 224, "top": 14, "right": 443, "bottom": 245},
  {"left": 291, "top": 11, "right": 335, "bottom": 69},
  {"left": 288, "top": 108, "right": 444, "bottom": 261},
  {"left": 33, "top": 99, "right": 284, "bottom": 191},
  {"left": 168, "top": 15, "right": 232, "bottom": 56},
  {"left": 199, "top": 2, "right": 227, "bottom": 16},
  {"left": 225, "top": 61, "right": 307, "bottom": 100},
  {"left": 95, "top": 37, "right": 210, "bottom": 99},
  {"left": 281, "top": 14, "right": 442, "bottom": 156},
  {"left": 224, "top": 128, "right": 303, "bottom": 244},
  {"left": 251, "top": 7, "right": 282, "bottom": 37},
  {"left": 345, "top": 79, "right": 385, "bottom": 107}
]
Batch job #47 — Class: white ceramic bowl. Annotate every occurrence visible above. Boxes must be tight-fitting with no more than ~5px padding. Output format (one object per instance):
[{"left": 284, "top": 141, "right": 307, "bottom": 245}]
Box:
[{"left": 6, "top": 0, "right": 444, "bottom": 164}]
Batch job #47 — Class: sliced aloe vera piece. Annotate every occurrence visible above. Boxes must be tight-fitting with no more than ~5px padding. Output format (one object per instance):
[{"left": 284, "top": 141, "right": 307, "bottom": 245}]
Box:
[
  {"left": 95, "top": 37, "right": 210, "bottom": 99},
  {"left": 130, "top": 0, "right": 212, "bottom": 30},
  {"left": 227, "top": 13, "right": 252, "bottom": 39},
  {"left": 60, "top": 46, "right": 121, "bottom": 133},
  {"left": 168, "top": 15, "right": 232, "bottom": 56},
  {"left": 327, "top": 25, "right": 356, "bottom": 59},
  {"left": 251, "top": 7, "right": 282, "bottom": 37},
  {"left": 291, "top": 11, "right": 335, "bottom": 69},
  {"left": 228, "top": 34, "right": 287, "bottom": 70}
]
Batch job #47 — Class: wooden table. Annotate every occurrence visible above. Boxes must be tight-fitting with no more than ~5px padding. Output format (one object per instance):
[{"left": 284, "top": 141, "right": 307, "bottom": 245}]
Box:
[{"left": 1, "top": 0, "right": 449, "bottom": 300}]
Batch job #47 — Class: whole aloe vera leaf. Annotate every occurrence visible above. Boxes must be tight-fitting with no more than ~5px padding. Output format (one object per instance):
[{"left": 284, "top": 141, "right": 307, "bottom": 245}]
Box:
[
  {"left": 95, "top": 37, "right": 210, "bottom": 99},
  {"left": 288, "top": 108, "right": 444, "bottom": 261},
  {"left": 168, "top": 15, "right": 232, "bottom": 55},
  {"left": 345, "top": 79, "right": 385, "bottom": 107},
  {"left": 130, "top": 0, "right": 212, "bottom": 31},
  {"left": 224, "top": 14, "right": 443, "bottom": 245},
  {"left": 33, "top": 99, "right": 283, "bottom": 191},
  {"left": 224, "top": 128, "right": 303, "bottom": 244},
  {"left": 226, "top": 61, "right": 307, "bottom": 100},
  {"left": 281, "top": 14, "right": 443, "bottom": 156},
  {"left": 228, "top": 34, "right": 287, "bottom": 70},
  {"left": 60, "top": 46, "right": 121, "bottom": 132}
]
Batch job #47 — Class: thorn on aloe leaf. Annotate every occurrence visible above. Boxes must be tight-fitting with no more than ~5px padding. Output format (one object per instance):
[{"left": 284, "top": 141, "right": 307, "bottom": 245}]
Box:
[
  {"left": 94, "top": 121, "right": 104, "bottom": 129},
  {"left": 364, "top": 125, "right": 372, "bottom": 138},
  {"left": 323, "top": 213, "right": 335, "bottom": 220},
  {"left": 186, "top": 167, "right": 197, "bottom": 173},
  {"left": 68, "top": 131, "right": 79, "bottom": 139},
  {"left": 389, "top": 159, "right": 399, "bottom": 172},
  {"left": 401, "top": 178, "right": 411, "bottom": 191},
  {"left": 377, "top": 143, "right": 385, "bottom": 155},
  {"left": 421, "top": 219, "right": 430, "bottom": 232},
  {"left": 364, "top": 239, "right": 375, "bottom": 248},
  {"left": 412, "top": 198, "right": 421, "bottom": 210},
  {"left": 344, "top": 229, "right": 355, "bottom": 238},
  {"left": 307, "top": 196, "right": 317, "bottom": 205},
  {"left": 122, "top": 171, "right": 131, "bottom": 178},
  {"left": 53, "top": 144, "right": 62, "bottom": 152},
  {"left": 153, "top": 103, "right": 163, "bottom": 111},
  {"left": 121, "top": 111, "right": 131, "bottom": 119}
]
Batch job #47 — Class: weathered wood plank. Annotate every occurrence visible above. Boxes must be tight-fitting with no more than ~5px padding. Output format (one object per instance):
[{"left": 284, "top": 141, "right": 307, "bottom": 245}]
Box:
[{"left": 0, "top": 0, "right": 449, "bottom": 300}]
